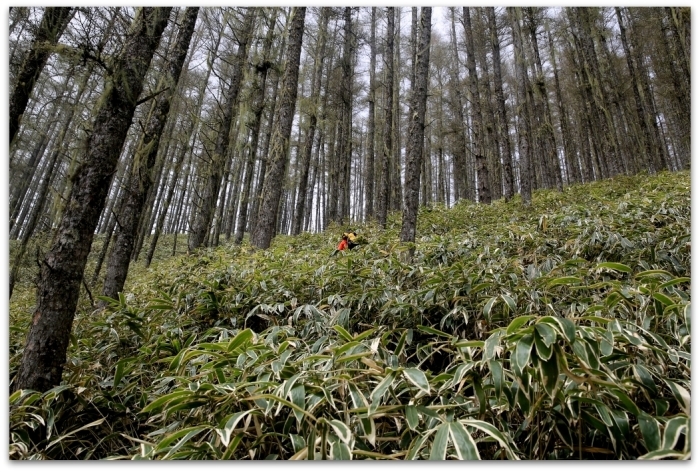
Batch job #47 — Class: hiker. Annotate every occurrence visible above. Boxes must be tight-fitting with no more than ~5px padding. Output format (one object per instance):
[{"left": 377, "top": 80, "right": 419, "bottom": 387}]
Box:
[{"left": 332, "top": 231, "right": 359, "bottom": 256}]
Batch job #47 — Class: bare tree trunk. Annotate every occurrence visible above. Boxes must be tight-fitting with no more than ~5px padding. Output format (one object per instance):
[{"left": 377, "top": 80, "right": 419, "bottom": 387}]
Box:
[
  {"left": 488, "top": 7, "right": 514, "bottom": 201},
  {"left": 364, "top": 7, "right": 377, "bottom": 221},
  {"left": 10, "top": 7, "right": 74, "bottom": 146},
  {"left": 13, "top": 7, "right": 172, "bottom": 393},
  {"left": 251, "top": 7, "right": 306, "bottom": 249},
  {"left": 377, "top": 7, "right": 394, "bottom": 229},
  {"left": 400, "top": 7, "right": 431, "bottom": 254},
  {"left": 463, "top": 8, "right": 490, "bottom": 204},
  {"left": 510, "top": 7, "right": 532, "bottom": 205}
]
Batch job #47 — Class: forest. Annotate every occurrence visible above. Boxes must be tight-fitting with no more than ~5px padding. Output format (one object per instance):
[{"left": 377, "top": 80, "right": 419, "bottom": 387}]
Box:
[{"left": 8, "top": 6, "right": 691, "bottom": 460}]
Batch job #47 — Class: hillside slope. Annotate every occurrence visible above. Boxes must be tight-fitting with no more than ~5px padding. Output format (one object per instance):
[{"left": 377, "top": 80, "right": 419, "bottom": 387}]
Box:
[{"left": 10, "top": 171, "right": 690, "bottom": 460}]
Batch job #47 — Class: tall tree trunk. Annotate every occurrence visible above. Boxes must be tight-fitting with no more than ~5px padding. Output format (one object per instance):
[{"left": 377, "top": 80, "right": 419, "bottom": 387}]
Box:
[
  {"left": 13, "top": 7, "right": 172, "bottom": 393},
  {"left": 447, "top": 8, "right": 468, "bottom": 202},
  {"left": 377, "top": 7, "right": 394, "bottom": 229},
  {"left": 463, "top": 8, "right": 490, "bottom": 204},
  {"left": 251, "top": 7, "right": 306, "bottom": 249},
  {"left": 510, "top": 7, "right": 532, "bottom": 205},
  {"left": 488, "top": 7, "right": 514, "bottom": 201},
  {"left": 188, "top": 8, "right": 256, "bottom": 251},
  {"left": 364, "top": 7, "right": 377, "bottom": 221},
  {"left": 102, "top": 7, "right": 199, "bottom": 301},
  {"left": 400, "top": 7, "right": 431, "bottom": 254},
  {"left": 10, "top": 7, "right": 74, "bottom": 146}
]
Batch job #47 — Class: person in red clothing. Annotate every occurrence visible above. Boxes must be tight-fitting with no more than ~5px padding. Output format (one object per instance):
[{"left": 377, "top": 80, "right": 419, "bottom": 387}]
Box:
[
  {"left": 332, "top": 231, "right": 359, "bottom": 256},
  {"left": 337, "top": 235, "right": 349, "bottom": 251}
]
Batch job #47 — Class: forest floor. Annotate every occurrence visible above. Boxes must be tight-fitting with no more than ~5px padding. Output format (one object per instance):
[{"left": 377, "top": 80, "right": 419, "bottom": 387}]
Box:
[{"left": 9, "top": 170, "right": 691, "bottom": 460}]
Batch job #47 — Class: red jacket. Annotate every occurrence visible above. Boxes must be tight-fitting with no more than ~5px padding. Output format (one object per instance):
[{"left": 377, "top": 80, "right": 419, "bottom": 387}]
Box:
[{"left": 337, "top": 239, "right": 348, "bottom": 251}]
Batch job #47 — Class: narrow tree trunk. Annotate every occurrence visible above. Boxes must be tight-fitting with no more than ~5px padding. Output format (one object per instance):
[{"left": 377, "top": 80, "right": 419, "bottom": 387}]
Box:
[
  {"left": 510, "top": 7, "right": 532, "bottom": 205},
  {"left": 400, "top": 7, "right": 431, "bottom": 254},
  {"left": 364, "top": 7, "right": 377, "bottom": 221},
  {"left": 377, "top": 7, "right": 394, "bottom": 229}
]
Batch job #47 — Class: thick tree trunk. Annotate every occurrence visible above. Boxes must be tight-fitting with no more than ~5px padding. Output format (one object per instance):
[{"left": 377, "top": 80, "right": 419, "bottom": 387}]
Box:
[
  {"left": 447, "top": 8, "right": 468, "bottom": 202},
  {"left": 251, "top": 7, "right": 306, "bottom": 249},
  {"left": 102, "top": 7, "right": 198, "bottom": 301},
  {"left": 12, "top": 7, "right": 172, "bottom": 393},
  {"left": 400, "top": 7, "right": 431, "bottom": 252},
  {"left": 10, "top": 7, "right": 74, "bottom": 146},
  {"left": 188, "top": 8, "right": 256, "bottom": 251}
]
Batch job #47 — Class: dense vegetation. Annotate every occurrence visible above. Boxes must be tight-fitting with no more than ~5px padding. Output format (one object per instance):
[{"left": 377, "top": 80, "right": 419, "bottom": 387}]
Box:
[{"left": 9, "top": 170, "right": 690, "bottom": 460}]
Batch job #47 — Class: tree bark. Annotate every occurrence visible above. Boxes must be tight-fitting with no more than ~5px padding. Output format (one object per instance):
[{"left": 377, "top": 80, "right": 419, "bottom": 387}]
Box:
[
  {"left": 251, "top": 7, "right": 306, "bottom": 249},
  {"left": 13, "top": 7, "right": 172, "bottom": 393},
  {"left": 364, "top": 7, "right": 377, "bottom": 221},
  {"left": 377, "top": 7, "right": 394, "bottom": 229},
  {"left": 400, "top": 7, "right": 431, "bottom": 252}
]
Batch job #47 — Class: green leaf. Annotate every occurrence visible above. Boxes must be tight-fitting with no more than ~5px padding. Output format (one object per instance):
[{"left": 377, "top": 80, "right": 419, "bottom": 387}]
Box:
[
  {"left": 484, "top": 331, "right": 501, "bottom": 361},
  {"left": 501, "top": 294, "right": 517, "bottom": 313},
  {"left": 610, "top": 389, "right": 640, "bottom": 417},
  {"left": 403, "top": 368, "right": 430, "bottom": 396},
  {"left": 159, "top": 426, "right": 209, "bottom": 459},
  {"left": 539, "top": 316, "right": 576, "bottom": 343},
  {"left": 429, "top": 423, "right": 449, "bottom": 460},
  {"left": 227, "top": 328, "right": 254, "bottom": 352},
  {"left": 547, "top": 276, "right": 582, "bottom": 287},
  {"left": 290, "top": 384, "right": 306, "bottom": 423},
  {"left": 535, "top": 322, "right": 557, "bottom": 347},
  {"left": 661, "top": 416, "right": 688, "bottom": 451},
  {"left": 483, "top": 296, "right": 498, "bottom": 318},
  {"left": 632, "top": 364, "right": 657, "bottom": 396},
  {"left": 513, "top": 334, "right": 534, "bottom": 374},
  {"left": 141, "top": 390, "right": 191, "bottom": 413},
  {"left": 347, "top": 382, "right": 368, "bottom": 409},
  {"left": 506, "top": 315, "right": 535, "bottom": 336},
  {"left": 113, "top": 357, "right": 134, "bottom": 389},
  {"left": 637, "top": 412, "right": 660, "bottom": 452},
  {"left": 417, "top": 325, "right": 452, "bottom": 338},
  {"left": 652, "top": 292, "right": 674, "bottom": 307},
  {"left": 330, "top": 438, "right": 351, "bottom": 460},
  {"left": 534, "top": 329, "right": 553, "bottom": 361},
  {"left": 217, "top": 410, "right": 252, "bottom": 447},
  {"left": 663, "top": 379, "right": 690, "bottom": 414},
  {"left": 637, "top": 450, "right": 686, "bottom": 460},
  {"left": 538, "top": 349, "right": 559, "bottom": 397},
  {"left": 329, "top": 419, "right": 353, "bottom": 445},
  {"left": 369, "top": 370, "right": 396, "bottom": 416},
  {"left": 332, "top": 325, "right": 354, "bottom": 342},
  {"left": 596, "top": 262, "right": 632, "bottom": 273},
  {"left": 448, "top": 421, "right": 479, "bottom": 460},
  {"left": 460, "top": 419, "right": 519, "bottom": 460},
  {"left": 488, "top": 360, "right": 504, "bottom": 400},
  {"left": 406, "top": 405, "right": 419, "bottom": 431}
]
